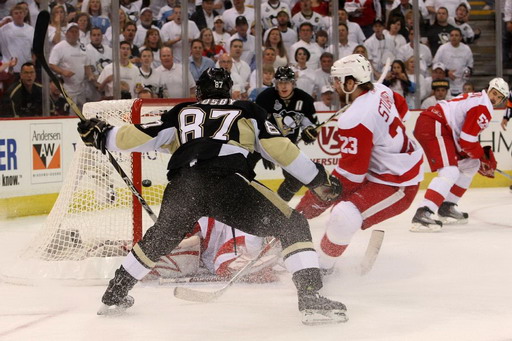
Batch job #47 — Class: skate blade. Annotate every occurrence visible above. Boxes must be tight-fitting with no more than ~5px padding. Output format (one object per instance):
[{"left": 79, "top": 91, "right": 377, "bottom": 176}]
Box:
[
  {"left": 97, "top": 303, "right": 129, "bottom": 316},
  {"left": 301, "top": 309, "right": 348, "bottom": 325},
  {"left": 438, "top": 216, "right": 468, "bottom": 225},
  {"left": 410, "top": 223, "right": 442, "bottom": 233}
]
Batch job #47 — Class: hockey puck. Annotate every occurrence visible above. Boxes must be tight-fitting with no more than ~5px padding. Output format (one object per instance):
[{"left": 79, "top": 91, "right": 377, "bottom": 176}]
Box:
[{"left": 142, "top": 179, "right": 152, "bottom": 187}]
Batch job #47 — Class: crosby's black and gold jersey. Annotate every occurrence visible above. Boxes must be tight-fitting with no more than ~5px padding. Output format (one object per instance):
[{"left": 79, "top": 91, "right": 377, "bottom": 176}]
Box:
[
  {"left": 255, "top": 87, "right": 317, "bottom": 143},
  {"left": 105, "top": 98, "right": 319, "bottom": 183}
]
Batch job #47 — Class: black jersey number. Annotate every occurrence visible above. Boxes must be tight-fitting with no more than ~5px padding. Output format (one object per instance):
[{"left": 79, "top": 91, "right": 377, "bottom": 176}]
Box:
[{"left": 179, "top": 107, "right": 242, "bottom": 142}]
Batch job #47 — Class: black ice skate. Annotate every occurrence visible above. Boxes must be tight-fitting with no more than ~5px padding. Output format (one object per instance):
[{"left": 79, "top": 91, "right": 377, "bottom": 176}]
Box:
[
  {"left": 97, "top": 267, "right": 137, "bottom": 315},
  {"left": 298, "top": 291, "right": 348, "bottom": 325},
  {"left": 410, "top": 207, "right": 443, "bottom": 232},
  {"left": 437, "top": 202, "right": 468, "bottom": 225}
]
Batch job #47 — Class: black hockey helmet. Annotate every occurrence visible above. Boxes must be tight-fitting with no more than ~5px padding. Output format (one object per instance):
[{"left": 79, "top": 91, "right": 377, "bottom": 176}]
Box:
[
  {"left": 196, "top": 67, "right": 233, "bottom": 100},
  {"left": 274, "top": 66, "right": 296, "bottom": 83}
]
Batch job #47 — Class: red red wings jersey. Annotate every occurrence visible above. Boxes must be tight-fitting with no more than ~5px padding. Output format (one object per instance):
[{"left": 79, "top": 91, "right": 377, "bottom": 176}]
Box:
[
  {"left": 334, "top": 83, "right": 424, "bottom": 190},
  {"left": 436, "top": 91, "right": 493, "bottom": 158}
]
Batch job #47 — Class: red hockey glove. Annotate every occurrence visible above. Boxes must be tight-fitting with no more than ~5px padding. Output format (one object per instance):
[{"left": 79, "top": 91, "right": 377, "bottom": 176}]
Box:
[
  {"left": 296, "top": 190, "right": 334, "bottom": 219},
  {"left": 478, "top": 146, "right": 497, "bottom": 178}
]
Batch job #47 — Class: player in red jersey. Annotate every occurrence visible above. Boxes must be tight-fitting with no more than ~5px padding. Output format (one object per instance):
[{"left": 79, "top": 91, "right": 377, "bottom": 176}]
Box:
[
  {"left": 296, "top": 54, "right": 424, "bottom": 272},
  {"left": 410, "top": 77, "right": 508, "bottom": 231}
]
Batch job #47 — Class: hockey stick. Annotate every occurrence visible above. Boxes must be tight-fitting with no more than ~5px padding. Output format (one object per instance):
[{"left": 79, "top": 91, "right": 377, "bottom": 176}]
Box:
[
  {"left": 496, "top": 169, "right": 512, "bottom": 180},
  {"left": 173, "top": 237, "right": 278, "bottom": 303},
  {"left": 360, "top": 230, "right": 385, "bottom": 276},
  {"left": 33, "top": 10, "right": 157, "bottom": 223},
  {"left": 376, "top": 57, "right": 392, "bottom": 84}
]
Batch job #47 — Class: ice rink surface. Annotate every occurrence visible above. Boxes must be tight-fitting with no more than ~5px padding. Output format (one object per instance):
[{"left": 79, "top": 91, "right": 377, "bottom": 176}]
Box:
[{"left": 0, "top": 188, "right": 511, "bottom": 341}]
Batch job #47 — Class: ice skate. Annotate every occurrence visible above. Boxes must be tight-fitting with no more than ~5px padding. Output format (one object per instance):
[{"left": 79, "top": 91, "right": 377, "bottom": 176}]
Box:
[
  {"left": 298, "top": 291, "right": 348, "bottom": 325},
  {"left": 437, "top": 202, "right": 468, "bottom": 225},
  {"left": 97, "top": 267, "right": 137, "bottom": 315},
  {"left": 410, "top": 207, "right": 442, "bottom": 232}
]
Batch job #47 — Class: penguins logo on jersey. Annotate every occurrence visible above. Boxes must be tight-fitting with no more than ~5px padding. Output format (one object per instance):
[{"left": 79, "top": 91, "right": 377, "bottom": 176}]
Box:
[{"left": 272, "top": 110, "right": 304, "bottom": 136}]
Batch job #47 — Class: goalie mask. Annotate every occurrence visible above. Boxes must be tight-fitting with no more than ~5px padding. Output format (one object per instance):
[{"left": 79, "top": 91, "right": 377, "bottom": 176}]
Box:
[{"left": 196, "top": 68, "right": 233, "bottom": 100}]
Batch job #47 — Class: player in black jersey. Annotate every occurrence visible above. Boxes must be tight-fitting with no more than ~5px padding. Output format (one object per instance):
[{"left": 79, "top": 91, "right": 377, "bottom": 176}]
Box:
[
  {"left": 255, "top": 66, "right": 319, "bottom": 202},
  {"left": 77, "top": 68, "right": 347, "bottom": 325}
]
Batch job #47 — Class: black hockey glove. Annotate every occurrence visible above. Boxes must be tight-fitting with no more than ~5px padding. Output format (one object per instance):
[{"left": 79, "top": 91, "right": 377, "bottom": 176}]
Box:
[
  {"left": 307, "top": 163, "right": 343, "bottom": 202},
  {"left": 262, "top": 158, "right": 276, "bottom": 170},
  {"left": 77, "top": 118, "right": 112, "bottom": 154},
  {"left": 301, "top": 126, "right": 318, "bottom": 145}
]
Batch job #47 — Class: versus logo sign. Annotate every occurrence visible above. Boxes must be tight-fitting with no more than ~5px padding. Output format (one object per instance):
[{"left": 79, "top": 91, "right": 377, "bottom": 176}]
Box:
[
  {"left": 317, "top": 119, "right": 341, "bottom": 156},
  {"left": 31, "top": 123, "right": 63, "bottom": 184}
]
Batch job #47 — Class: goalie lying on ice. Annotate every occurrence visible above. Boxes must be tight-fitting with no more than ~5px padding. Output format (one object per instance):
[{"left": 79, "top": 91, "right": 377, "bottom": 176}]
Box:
[{"left": 144, "top": 217, "right": 281, "bottom": 283}]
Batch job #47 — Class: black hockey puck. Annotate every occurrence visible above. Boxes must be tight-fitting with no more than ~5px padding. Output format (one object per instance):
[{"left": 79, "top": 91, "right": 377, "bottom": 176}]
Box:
[{"left": 142, "top": 179, "right": 152, "bottom": 187}]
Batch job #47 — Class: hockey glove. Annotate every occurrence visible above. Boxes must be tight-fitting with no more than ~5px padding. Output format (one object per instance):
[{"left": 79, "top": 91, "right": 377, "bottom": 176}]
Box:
[
  {"left": 307, "top": 163, "right": 343, "bottom": 202},
  {"left": 77, "top": 118, "right": 112, "bottom": 154},
  {"left": 296, "top": 189, "right": 335, "bottom": 219},
  {"left": 478, "top": 146, "right": 497, "bottom": 178},
  {"left": 262, "top": 158, "right": 276, "bottom": 170},
  {"left": 300, "top": 126, "right": 318, "bottom": 145}
]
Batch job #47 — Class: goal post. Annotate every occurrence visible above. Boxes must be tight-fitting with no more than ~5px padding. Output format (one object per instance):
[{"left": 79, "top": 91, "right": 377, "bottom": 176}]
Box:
[{"left": 2, "top": 98, "right": 193, "bottom": 284}]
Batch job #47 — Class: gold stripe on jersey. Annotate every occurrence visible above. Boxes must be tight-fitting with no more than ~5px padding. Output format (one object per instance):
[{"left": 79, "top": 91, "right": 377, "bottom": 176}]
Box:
[
  {"left": 233, "top": 118, "right": 256, "bottom": 153},
  {"left": 132, "top": 243, "right": 156, "bottom": 268},
  {"left": 282, "top": 241, "right": 315, "bottom": 258},
  {"left": 260, "top": 137, "right": 300, "bottom": 167},
  {"left": 249, "top": 179, "right": 293, "bottom": 218},
  {"left": 115, "top": 125, "right": 154, "bottom": 150}
]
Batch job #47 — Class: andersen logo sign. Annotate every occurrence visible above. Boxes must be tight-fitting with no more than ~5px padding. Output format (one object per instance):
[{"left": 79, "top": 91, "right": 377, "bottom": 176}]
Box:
[{"left": 30, "top": 123, "right": 63, "bottom": 184}]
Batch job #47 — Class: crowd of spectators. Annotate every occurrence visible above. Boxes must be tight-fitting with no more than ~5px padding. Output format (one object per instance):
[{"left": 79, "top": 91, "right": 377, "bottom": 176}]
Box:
[{"left": 0, "top": 0, "right": 496, "bottom": 118}]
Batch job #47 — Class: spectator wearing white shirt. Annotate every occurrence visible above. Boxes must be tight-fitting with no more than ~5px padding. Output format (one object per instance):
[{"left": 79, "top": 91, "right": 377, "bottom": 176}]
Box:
[
  {"left": 326, "top": 9, "right": 366, "bottom": 45},
  {"left": 424, "top": 62, "right": 452, "bottom": 95},
  {"left": 212, "top": 16, "right": 231, "bottom": 49},
  {"left": 228, "top": 39, "right": 251, "bottom": 89},
  {"left": 425, "top": 0, "right": 470, "bottom": 22},
  {"left": 222, "top": 0, "right": 255, "bottom": 34},
  {"left": 49, "top": 23, "right": 87, "bottom": 109},
  {"left": 156, "top": 46, "right": 196, "bottom": 98},
  {"left": 263, "top": 27, "right": 289, "bottom": 68},
  {"left": 432, "top": 27, "right": 473, "bottom": 96},
  {"left": 327, "top": 23, "right": 358, "bottom": 59},
  {"left": 134, "top": 7, "right": 159, "bottom": 47},
  {"left": 217, "top": 53, "right": 246, "bottom": 99},
  {"left": 248, "top": 47, "right": 277, "bottom": 92},
  {"left": 291, "top": 0, "right": 326, "bottom": 32},
  {"left": 310, "top": 52, "right": 333, "bottom": 100},
  {"left": 364, "top": 19, "right": 396, "bottom": 75},
  {"left": 261, "top": 0, "right": 291, "bottom": 30},
  {"left": 97, "top": 40, "right": 140, "bottom": 99},
  {"left": 314, "top": 85, "right": 335, "bottom": 111},
  {"left": 446, "top": 3, "right": 477, "bottom": 44},
  {"left": 289, "top": 22, "right": 323, "bottom": 69},
  {"left": 161, "top": 6, "right": 200, "bottom": 63},
  {"left": 0, "top": 4, "right": 33, "bottom": 74},
  {"left": 85, "top": 27, "right": 112, "bottom": 101},
  {"left": 384, "top": 17, "right": 407, "bottom": 50},
  {"left": 396, "top": 29, "right": 432, "bottom": 77},
  {"left": 291, "top": 47, "right": 315, "bottom": 94},
  {"left": 421, "top": 78, "right": 452, "bottom": 109},
  {"left": 228, "top": 16, "right": 255, "bottom": 66},
  {"left": 271, "top": 9, "right": 297, "bottom": 52}
]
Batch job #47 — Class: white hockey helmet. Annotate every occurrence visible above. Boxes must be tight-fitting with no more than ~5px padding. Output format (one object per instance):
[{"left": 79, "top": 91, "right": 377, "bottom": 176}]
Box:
[
  {"left": 330, "top": 54, "right": 372, "bottom": 86},
  {"left": 488, "top": 77, "right": 509, "bottom": 99}
]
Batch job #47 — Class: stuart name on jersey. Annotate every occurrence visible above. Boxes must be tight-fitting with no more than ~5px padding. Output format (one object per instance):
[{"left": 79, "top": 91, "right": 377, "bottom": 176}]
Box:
[{"left": 334, "top": 83, "right": 424, "bottom": 187}]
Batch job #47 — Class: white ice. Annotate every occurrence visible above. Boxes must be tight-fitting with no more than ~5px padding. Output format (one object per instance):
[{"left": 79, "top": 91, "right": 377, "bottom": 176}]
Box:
[{"left": 1, "top": 188, "right": 512, "bottom": 341}]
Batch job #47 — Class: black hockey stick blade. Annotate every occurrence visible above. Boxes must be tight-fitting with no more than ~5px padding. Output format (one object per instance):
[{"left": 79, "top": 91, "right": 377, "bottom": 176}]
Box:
[
  {"left": 33, "top": 10, "right": 82, "bottom": 120},
  {"left": 33, "top": 10, "right": 158, "bottom": 223}
]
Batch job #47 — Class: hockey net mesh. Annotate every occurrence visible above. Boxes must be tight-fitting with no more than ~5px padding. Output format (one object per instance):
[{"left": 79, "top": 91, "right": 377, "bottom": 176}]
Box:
[{"left": 10, "top": 99, "right": 180, "bottom": 282}]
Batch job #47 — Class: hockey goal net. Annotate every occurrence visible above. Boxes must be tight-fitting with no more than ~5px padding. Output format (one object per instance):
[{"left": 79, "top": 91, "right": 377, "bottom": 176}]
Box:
[{"left": 5, "top": 98, "right": 190, "bottom": 284}]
